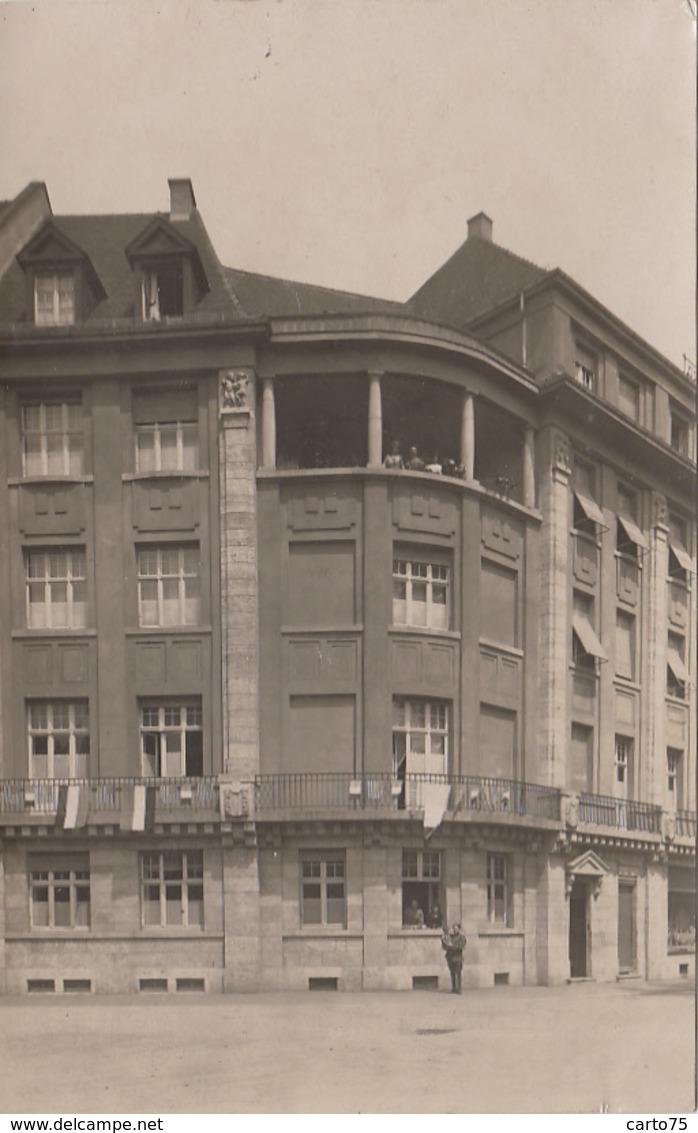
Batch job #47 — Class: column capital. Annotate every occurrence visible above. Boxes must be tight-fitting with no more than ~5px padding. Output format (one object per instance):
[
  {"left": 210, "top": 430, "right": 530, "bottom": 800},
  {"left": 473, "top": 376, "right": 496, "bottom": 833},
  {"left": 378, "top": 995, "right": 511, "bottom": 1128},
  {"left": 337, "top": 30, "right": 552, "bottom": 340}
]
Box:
[
  {"left": 652, "top": 490, "right": 669, "bottom": 532},
  {"left": 551, "top": 429, "right": 572, "bottom": 476}
]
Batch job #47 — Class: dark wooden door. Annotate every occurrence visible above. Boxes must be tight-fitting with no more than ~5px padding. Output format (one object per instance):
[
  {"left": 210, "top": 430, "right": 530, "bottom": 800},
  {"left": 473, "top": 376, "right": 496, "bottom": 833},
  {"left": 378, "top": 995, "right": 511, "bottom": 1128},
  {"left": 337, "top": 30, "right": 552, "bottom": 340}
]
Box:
[
  {"left": 569, "top": 881, "right": 589, "bottom": 978},
  {"left": 618, "top": 882, "right": 636, "bottom": 973}
]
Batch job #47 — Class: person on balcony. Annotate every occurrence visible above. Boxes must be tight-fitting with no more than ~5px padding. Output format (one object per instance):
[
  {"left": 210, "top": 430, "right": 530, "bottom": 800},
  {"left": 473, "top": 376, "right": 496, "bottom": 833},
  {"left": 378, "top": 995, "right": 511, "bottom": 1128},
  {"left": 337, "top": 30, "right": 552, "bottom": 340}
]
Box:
[
  {"left": 406, "top": 446, "right": 425, "bottom": 471},
  {"left": 441, "top": 923, "right": 467, "bottom": 993},
  {"left": 403, "top": 898, "right": 425, "bottom": 928},
  {"left": 425, "top": 454, "right": 442, "bottom": 474},
  {"left": 384, "top": 440, "right": 404, "bottom": 469}
]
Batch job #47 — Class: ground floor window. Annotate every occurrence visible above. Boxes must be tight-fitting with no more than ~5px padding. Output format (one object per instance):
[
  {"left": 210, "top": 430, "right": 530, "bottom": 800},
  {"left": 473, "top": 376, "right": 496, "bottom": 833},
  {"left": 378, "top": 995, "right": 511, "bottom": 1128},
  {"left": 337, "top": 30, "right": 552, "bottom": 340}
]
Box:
[
  {"left": 141, "top": 850, "right": 204, "bottom": 927},
  {"left": 402, "top": 849, "right": 443, "bottom": 928},
  {"left": 486, "top": 853, "right": 510, "bottom": 925},
  {"left": 300, "top": 853, "right": 346, "bottom": 927},
  {"left": 29, "top": 855, "right": 90, "bottom": 929},
  {"left": 668, "top": 867, "right": 695, "bottom": 952}
]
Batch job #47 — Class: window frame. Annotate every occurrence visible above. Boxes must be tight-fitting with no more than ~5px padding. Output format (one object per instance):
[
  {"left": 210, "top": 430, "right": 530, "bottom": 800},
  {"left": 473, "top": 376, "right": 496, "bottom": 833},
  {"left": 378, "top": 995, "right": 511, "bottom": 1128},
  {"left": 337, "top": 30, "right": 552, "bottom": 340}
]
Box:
[
  {"left": 25, "top": 547, "right": 87, "bottom": 630},
  {"left": 34, "top": 270, "right": 76, "bottom": 327},
  {"left": 141, "top": 261, "right": 184, "bottom": 322},
  {"left": 140, "top": 850, "right": 204, "bottom": 929},
  {"left": 614, "top": 734, "right": 634, "bottom": 796},
  {"left": 21, "top": 400, "right": 83, "bottom": 478},
  {"left": 615, "top": 609, "right": 636, "bottom": 681},
  {"left": 486, "top": 853, "right": 510, "bottom": 926},
  {"left": 137, "top": 544, "right": 201, "bottom": 627},
  {"left": 392, "top": 696, "right": 449, "bottom": 778},
  {"left": 300, "top": 853, "right": 347, "bottom": 928},
  {"left": 401, "top": 849, "right": 444, "bottom": 929},
  {"left": 134, "top": 418, "right": 198, "bottom": 473},
  {"left": 139, "top": 701, "right": 204, "bottom": 777},
  {"left": 392, "top": 554, "right": 450, "bottom": 630},
  {"left": 29, "top": 858, "right": 90, "bottom": 930},
  {"left": 667, "top": 747, "right": 683, "bottom": 809},
  {"left": 574, "top": 345, "right": 597, "bottom": 393},
  {"left": 27, "top": 700, "right": 90, "bottom": 779}
]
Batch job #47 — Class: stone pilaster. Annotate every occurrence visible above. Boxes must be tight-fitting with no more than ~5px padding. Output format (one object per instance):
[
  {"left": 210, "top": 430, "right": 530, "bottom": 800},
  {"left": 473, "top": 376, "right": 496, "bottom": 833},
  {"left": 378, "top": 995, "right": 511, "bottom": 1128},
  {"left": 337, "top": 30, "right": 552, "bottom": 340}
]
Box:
[
  {"left": 536, "top": 427, "right": 572, "bottom": 788},
  {"left": 219, "top": 368, "right": 259, "bottom": 779},
  {"left": 523, "top": 426, "right": 536, "bottom": 508},
  {"left": 222, "top": 842, "right": 261, "bottom": 990},
  {"left": 361, "top": 844, "right": 389, "bottom": 989},
  {"left": 261, "top": 378, "right": 276, "bottom": 469},
  {"left": 642, "top": 491, "right": 669, "bottom": 806}
]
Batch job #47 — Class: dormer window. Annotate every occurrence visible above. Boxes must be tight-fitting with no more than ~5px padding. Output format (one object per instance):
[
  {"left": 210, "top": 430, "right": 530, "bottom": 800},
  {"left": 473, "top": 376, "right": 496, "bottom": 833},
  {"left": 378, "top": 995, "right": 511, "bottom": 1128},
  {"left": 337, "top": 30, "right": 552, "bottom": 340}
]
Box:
[
  {"left": 34, "top": 272, "right": 75, "bottom": 326},
  {"left": 141, "top": 262, "right": 184, "bottom": 321}
]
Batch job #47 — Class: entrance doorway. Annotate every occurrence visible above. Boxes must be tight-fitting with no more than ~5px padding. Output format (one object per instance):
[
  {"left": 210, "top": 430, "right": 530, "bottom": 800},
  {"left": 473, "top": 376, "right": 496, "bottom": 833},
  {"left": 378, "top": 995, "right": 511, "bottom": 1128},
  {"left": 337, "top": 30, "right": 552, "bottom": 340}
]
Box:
[
  {"left": 569, "top": 879, "right": 591, "bottom": 978},
  {"left": 618, "top": 881, "right": 637, "bottom": 974}
]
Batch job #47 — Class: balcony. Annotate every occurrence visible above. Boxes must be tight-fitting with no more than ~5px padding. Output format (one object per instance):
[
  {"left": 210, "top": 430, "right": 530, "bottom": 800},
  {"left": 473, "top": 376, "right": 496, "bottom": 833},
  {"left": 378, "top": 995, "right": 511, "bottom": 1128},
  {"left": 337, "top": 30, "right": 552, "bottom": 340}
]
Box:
[
  {"left": 254, "top": 773, "right": 562, "bottom": 823},
  {"left": 578, "top": 792, "right": 662, "bottom": 833},
  {"left": 0, "top": 777, "right": 220, "bottom": 824},
  {"left": 675, "top": 811, "right": 696, "bottom": 839}
]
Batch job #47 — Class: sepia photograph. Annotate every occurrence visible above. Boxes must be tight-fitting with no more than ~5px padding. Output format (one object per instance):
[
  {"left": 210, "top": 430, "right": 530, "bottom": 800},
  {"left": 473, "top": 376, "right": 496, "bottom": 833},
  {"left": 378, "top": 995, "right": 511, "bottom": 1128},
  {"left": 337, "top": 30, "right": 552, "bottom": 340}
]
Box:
[{"left": 0, "top": 0, "right": 695, "bottom": 1119}]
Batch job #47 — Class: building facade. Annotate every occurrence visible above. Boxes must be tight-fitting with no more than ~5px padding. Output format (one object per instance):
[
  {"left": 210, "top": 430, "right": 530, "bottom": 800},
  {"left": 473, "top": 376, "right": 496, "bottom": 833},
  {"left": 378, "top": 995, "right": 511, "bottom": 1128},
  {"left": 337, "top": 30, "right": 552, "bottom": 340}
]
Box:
[{"left": 0, "top": 183, "right": 694, "bottom": 995}]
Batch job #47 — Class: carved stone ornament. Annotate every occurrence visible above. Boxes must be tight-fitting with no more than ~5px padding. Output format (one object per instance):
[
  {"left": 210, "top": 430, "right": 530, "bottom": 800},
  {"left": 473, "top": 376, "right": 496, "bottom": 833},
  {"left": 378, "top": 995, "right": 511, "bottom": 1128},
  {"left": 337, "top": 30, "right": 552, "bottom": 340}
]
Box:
[
  {"left": 662, "top": 812, "right": 676, "bottom": 843},
  {"left": 652, "top": 491, "right": 668, "bottom": 530},
  {"left": 221, "top": 782, "right": 250, "bottom": 818},
  {"left": 565, "top": 796, "right": 579, "bottom": 829},
  {"left": 552, "top": 430, "right": 572, "bottom": 475},
  {"left": 220, "top": 370, "right": 250, "bottom": 411}
]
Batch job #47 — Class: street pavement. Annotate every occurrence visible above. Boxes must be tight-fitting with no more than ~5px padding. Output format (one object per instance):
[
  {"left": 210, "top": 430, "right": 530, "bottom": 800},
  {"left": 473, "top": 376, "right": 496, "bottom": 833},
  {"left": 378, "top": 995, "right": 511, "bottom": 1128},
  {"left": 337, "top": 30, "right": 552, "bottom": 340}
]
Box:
[{"left": 0, "top": 980, "right": 694, "bottom": 1114}]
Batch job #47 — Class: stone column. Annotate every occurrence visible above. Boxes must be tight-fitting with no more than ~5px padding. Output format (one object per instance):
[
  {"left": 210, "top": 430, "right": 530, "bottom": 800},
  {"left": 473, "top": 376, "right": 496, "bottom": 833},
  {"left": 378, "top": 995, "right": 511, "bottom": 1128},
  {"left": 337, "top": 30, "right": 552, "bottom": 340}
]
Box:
[
  {"left": 643, "top": 491, "right": 669, "bottom": 806},
  {"left": 523, "top": 426, "right": 536, "bottom": 508},
  {"left": 460, "top": 392, "right": 475, "bottom": 480},
  {"left": 261, "top": 378, "right": 276, "bottom": 469},
  {"left": 536, "top": 427, "right": 572, "bottom": 788},
  {"left": 219, "top": 369, "right": 259, "bottom": 779},
  {"left": 367, "top": 372, "right": 383, "bottom": 468}
]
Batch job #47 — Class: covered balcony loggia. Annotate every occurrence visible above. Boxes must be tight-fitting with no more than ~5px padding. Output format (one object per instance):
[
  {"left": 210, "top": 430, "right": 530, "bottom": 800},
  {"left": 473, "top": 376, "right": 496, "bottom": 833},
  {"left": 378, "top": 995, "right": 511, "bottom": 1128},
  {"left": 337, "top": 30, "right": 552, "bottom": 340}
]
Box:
[{"left": 258, "top": 372, "right": 536, "bottom": 508}]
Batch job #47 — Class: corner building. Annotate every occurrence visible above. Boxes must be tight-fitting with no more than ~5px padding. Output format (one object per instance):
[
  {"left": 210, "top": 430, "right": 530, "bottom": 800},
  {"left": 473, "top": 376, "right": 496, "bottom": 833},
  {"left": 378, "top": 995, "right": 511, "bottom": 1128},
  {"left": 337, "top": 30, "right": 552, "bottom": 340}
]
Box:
[{"left": 0, "top": 185, "right": 694, "bottom": 994}]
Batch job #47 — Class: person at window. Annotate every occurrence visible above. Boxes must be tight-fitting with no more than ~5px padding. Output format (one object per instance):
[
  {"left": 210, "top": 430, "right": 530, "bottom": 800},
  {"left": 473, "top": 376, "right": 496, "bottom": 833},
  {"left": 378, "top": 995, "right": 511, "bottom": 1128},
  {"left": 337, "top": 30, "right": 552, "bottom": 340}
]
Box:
[
  {"left": 427, "top": 904, "right": 443, "bottom": 929},
  {"left": 406, "top": 446, "right": 425, "bottom": 471},
  {"left": 403, "top": 898, "right": 425, "bottom": 928},
  {"left": 384, "top": 440, "right": 404, "bottom": 469},
  {"left": 442, "top": 457, "right": 457, "bottom": 478},
  {"left": 441, "top": 922, "right": 467, "bottom": 993},
  {"left": 425, "top": 454, "right": 442, "bottom": 474}
]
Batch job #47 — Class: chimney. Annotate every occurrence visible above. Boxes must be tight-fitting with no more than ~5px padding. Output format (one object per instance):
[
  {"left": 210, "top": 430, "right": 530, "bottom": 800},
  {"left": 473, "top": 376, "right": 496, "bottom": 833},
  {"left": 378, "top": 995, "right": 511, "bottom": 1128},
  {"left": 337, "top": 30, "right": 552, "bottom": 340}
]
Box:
[
  {"left": 168, "top": 178, "right": 196, "bottom": 221},
  {"left": 467, "top": 212, "right": 493, "bottom": 242}
]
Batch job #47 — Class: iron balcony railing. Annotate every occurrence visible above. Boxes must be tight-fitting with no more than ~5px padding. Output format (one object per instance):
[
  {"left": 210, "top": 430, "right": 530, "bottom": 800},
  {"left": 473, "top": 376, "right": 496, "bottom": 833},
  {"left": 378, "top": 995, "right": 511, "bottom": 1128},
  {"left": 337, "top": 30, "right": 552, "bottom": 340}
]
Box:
[
  {"left": 254, "top": 773, "right": 562, "bottom": 821},
  {"left": 0, "top": 777, "right": 220, "bottom": 816},
  {"left": 578, "top": 792, "right": 662, "bottom": 833},
  {"left": 675, "top": 810, "right": 697, "bottom": 838}
]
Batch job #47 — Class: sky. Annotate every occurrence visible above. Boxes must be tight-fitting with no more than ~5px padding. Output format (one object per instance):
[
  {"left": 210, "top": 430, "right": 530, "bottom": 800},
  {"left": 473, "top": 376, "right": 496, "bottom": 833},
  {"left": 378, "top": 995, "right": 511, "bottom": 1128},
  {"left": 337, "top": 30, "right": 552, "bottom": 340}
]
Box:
[{"left": 0, "top": 0, "right": 695, "bottom": 366}]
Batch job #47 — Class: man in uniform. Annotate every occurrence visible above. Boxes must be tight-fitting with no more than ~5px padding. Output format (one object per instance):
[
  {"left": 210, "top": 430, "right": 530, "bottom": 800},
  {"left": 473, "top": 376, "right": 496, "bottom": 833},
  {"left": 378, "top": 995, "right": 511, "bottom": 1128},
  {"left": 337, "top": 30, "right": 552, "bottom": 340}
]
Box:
[{"left": 441, "top": 923, "right": 467, "bottom": 993}]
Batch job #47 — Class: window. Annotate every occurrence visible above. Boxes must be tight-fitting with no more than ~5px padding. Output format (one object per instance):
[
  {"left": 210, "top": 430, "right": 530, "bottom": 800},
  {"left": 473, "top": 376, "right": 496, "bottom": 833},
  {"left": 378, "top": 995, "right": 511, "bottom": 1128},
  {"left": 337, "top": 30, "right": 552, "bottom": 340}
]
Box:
[
  {"left": 29, "top": 856, "right": 89, "bottom": 929},
  {"left": 393, "top": 697, "right": 449, "bottom": 778},
  {"left": 572, "top": 591, "right": 606, "bottom": 671},
  {"left": 402, "top": 850, "right": 443, "bottom": 928},
  {"left": 300, "top": 854, "right": 346, "bottom": 927},
  {"left": 667, "top": 633, "right": 688, "bottom": 700},
  {"left": 618, "top": 374, "right": 641, "bottom": 422},
  {"left": 142, "top": 262, "right": 184, "bottom": 321},
  {"left": 570, "top": 723, "right": 593, "bottom": 793},
  {"left": 668, "top": 867, "right": 695, "bottom": 951},
  {"left": 28, "top": 700, "right": 89, "bottom": 778},
  {"left": 133, "top": 388, "right": 198, "bottom": 473},
  {"left": 139, "top": 702, "right": 203, "bottom": 777},
  {"left": 486, "top": 854, "right": 509, "bottom": 925},
  {"left": 392, "top": 556, "right": 449, "bottom": 629},
  {"left": 26, "top": 549, "right": 87, "bottom": 629},
  {"left": 22, "top": 401, "right": 83, "bottom": 477},
  {"left": 573, "top": 460, "right": 604, "bottom": 536},
  {"left": 614, "top": 735, "right": 633, "bottom": 796},
  {"left": 616, "top": 486, "right": 646, "bottom": 561},
  {"left": 670, "top": 410, "right": 690, "bottom": 457},
  {"left": 667, "top": 748, "right": 683, "bottom": 809},
  {"left": 480, "top": 560, "right": 518, "bottom": 646},
  {"left": 137, "top": 545, "right": 200, "bottom": 626},
  {"left": 574, "top": 345, "right": 596, "bottom": 392},
  {"left": 34, "top": 272, "right": 75, "bottom": 326},
  {"left": 141, "top": 850, "right": 203, "bottom": 928},
  {"left": 615, "top": 610, "right": 636, "bottom": 681},
  {"left": 668, "top": 516, "right": 692, "bottom": 583}
]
